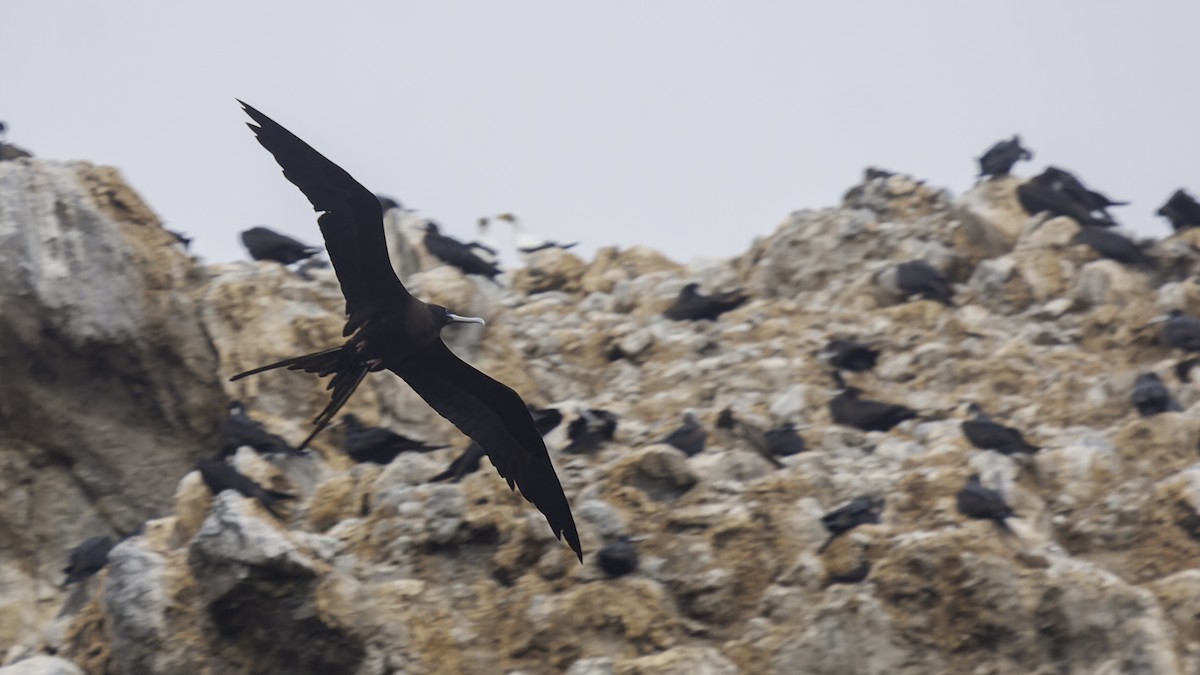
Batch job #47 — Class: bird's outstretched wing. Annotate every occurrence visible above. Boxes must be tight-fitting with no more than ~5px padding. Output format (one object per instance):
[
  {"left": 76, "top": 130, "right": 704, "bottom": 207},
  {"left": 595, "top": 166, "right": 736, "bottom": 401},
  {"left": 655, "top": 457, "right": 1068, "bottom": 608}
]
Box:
[
  {"left": 393, "top": 342, "right": 582, "bottom": 560},
  {"left": 239, "top": 101, "right": 413, "bottom": 335}
]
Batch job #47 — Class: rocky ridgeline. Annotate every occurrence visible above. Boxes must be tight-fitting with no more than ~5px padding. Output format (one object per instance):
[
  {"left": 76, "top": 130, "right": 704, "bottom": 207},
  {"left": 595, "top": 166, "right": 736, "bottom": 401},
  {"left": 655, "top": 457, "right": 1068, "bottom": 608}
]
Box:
[{"left": 4, "top": 159, "right": 1200, "bottom": 674}]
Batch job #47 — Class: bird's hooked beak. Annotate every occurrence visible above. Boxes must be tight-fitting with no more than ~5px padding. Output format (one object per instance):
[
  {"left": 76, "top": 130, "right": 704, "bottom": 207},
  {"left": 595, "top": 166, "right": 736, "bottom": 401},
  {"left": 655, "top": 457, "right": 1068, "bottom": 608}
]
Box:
[{"left": 447, "top": 313, "right": 486, "bottom": 326}]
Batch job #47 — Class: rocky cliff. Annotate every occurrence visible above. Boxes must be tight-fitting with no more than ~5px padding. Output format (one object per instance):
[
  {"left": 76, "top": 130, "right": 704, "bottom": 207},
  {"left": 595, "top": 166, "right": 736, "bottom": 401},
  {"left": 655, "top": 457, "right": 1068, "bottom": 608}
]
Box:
[{"left": 3, "top": 159, "right": 1200, "bottom": 674}]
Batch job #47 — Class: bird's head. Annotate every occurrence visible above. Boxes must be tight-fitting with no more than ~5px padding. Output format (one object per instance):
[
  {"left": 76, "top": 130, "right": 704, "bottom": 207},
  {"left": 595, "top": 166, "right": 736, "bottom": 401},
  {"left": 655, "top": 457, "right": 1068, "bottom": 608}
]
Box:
[
  {"left": 428, "top": 304, "right": 486, "bottom": 330},
  {"left": 966, "top": 402, "right": 984, "bottom": 416},
  {"left": 423, "top": 221, "right": 441, "bottom": 234},
  {"left": 341, "top": 413, "right": 361, "bottom": 428}
]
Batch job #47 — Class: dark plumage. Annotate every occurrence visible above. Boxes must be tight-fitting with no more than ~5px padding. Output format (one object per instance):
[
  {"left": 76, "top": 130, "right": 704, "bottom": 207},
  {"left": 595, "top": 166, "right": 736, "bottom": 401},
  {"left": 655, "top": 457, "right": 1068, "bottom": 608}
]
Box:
[
  {"left": 0, "top": 122, "right": 33, "bottom": 161},
  {"left": 62, "top": 536, "right": 115, "bottom": 587},
  {"left": 341, "top": 413, "right": 446, "bottom": 464},
  {"left": 663, "top": 283, "right": 747, "bottom": 321},
  {"left": 1131, "top": 372, "right": 1181, "bottom": 417},
  {"left": 828, "top": 373, "right": 917, "bottom": 432},
  {"left": 977, "top": 135, "right": 1032, "bottom": 178},
  {"left": 596, "top": 536, "right": 640, "bottom": 578},
  {"left": 960, "top": 403, "right": 1039, "bottom": 455},
  {"left": 167, "top": 229, "right": 193, "bottom": 250},
  {"left": 219, "top": 401, "right": 301, "bottom": 457},
  {"left": 430, "top": 406, "right": 562, "bottom": 482},
  {"left": 956, "top": 474, "right": 1014, "bottom": 533},
  {"left": 377, "top": 194, "right": 403, "bottom": 212},
  {"left": 1154, "top": 310, "right": 1200, "bottom": 351},
  {"left": 1017, "top": 180, "right": 1113, "bottom": 228},
  {"left": 197, "top": 459, "right": 295, "bottom": 519},
  {"left": 764, "top": 423, "right": 808, "bottom": 457},
  {"left": 1040, "top": 166, "right": 1127, "bottom": 216},
  {"left": 817, "top": 497, "right": 883, "bottom": 553},
  {"left": 229, "top": 102, "right": 580, "bottom": 559},
  {"left": 1158, "top": 189, "right": 1200, "bottom": 232},
  {"left": 422, "top": 222, "right": 502, "bottom": 279},
  {"left": 895, "top": 261, "right": 955, "bottom": 306},
  {"left": 659, "top": 412, "right": 707, "bottom": 456},
  {"left": 1073, "top": 226, "right": 1153, "bottom": 268},
  {"left": 240, "top": 226, "right": 322, "bottom": 265},
  {"left": 563, "top": 408, "right": 619, "bottom": 455},
  {"left": 819, "top": 338, "right": 880, "bottom": 373},
  {"left": 1176, "top": 357, "right": 1200, "bottom": 383}
]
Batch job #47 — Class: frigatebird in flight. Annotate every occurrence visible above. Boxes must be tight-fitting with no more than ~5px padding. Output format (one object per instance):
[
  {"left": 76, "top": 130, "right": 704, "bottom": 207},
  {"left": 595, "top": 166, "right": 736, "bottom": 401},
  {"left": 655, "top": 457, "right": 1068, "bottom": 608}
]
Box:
[{"left": 229, "top": 101, "right": 582, "bottom": 560}]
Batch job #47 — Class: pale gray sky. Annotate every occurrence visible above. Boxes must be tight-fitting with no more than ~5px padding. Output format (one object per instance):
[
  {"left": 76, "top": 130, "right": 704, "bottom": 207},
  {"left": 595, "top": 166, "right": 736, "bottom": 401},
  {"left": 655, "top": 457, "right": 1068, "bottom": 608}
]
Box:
[{"left": 5, "top": 1, "right": 1199, "bottom": 265}]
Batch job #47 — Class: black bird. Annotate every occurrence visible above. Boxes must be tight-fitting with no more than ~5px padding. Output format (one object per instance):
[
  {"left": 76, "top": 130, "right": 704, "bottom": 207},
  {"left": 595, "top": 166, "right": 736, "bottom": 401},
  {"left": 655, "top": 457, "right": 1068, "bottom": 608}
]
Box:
[
  {"left": 764, "top": 423, "right": 808, "bottom": 457},
  {"left": 166, "top": 229, "right": 193, "bottom": 250},
  {"left": 229, "top": 102, "right": 580, "bottom": 559},
  {"left": 715, "top": 407, "right": 783, "bottom": 468},
  {"left": 1017, "top": 179, "right": 1113, "bottom": 228},
  {"left": 422, "top": 222, "right": 503, "bottom": 279},
  {"left": 219, "top": 401, "right": 301, "bottom": 457},
  {"left": 1153, "top": 310, "right": 1200, "bottom": 351},
  {"left": 956, "top": 474, "right": 1015, "bottom": 534},
  {"left": 1176, "top": 357, "right": 1200, "bottom": 383},
  {"left": 960, "top": 403, "right": 1039, "bottom": 455},
  {"left": 817, "top": 497, "right": 883, "bottom": 553},
  {"left": 1039, "top": 166, "right": 1127, "bottom": 218},
  {"left": 658, "top": 411, "right": 707, "bottom": 456},
  {"left": 562, "top": 408, "right": 619, "bottom": 455},
  {"left": 197, "top": 458, "right": 295, "bottom": 519},
  {"left": 1072, "top": 226, "right": 1153, "bottom": 268},
  {"left": 596, "top": 535, "right": 640, "bottom": 578},
  {"left": 663, "top": 283, "right": 747, "bottom": 321},
  {"left": 240, "top": 226, "right": 322, "bottom": 265},
  {"left": 1158, "top": 189, "right": 1200, "bottom": 232},
  {"left": 1131, "top": 372, "right": 1182, "bottom": 417},
  {"left": 895, "top": 260, "right": 955, "bottom": 306},
  {"left": 819, "top": 338, "right": 880, "bottom": 373},
  {"left": 977, "top": 135, "right": 1032, "bottom": 178},
  {"left": 341, "top": 413, "right": 447, "bottom": 464},
  {"left": 62, "top": 536, "right": 115, "bottom": 587},
  {"left": 430, "top": 405, "right": 563, "bottom": 482},
  {"left": 828, "top": 372, "right": 917, "bottom": 432}
]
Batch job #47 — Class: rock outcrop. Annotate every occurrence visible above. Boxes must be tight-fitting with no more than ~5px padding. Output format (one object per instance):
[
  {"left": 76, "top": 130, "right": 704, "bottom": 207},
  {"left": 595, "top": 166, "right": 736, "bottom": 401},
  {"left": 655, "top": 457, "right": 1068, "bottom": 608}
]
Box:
[{"left": 4, "top": 159, "right": 1200, "bottom": 674}]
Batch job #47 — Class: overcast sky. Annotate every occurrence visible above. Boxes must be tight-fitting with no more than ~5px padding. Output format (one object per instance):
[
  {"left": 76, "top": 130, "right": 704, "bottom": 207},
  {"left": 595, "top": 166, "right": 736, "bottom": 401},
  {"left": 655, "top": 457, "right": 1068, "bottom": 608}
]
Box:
[{"left": 5, "top": 2, "right": 1199, "bottom": 265}]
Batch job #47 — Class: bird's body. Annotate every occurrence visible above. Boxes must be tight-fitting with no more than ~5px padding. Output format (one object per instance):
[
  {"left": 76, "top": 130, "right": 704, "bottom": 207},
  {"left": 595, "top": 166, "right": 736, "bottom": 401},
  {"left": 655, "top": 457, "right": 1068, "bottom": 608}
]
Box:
[
  {"left": 895, "top": 261, "right": 955, "bottom": 306},
  {"left": 240, "top": 226, "right": 322, "bottom": 265},
  {"left": 1158, "top": 189, "right": 1200, "bottom": 232},
  {"left": 562, "top": 408, "right": 619, "bottom": 454},
  {"left": 659, "top": 412, "right": 707, "bottom": 456},
  {"left": 664, "top": 283, "right": 747, "bottom": 321},
  {"left": 219, "top": 401, "right": 300, "bottom": 457},
  {"left": 231, "top": 102, "right": 579, "bottom": 559},
  {"left": 62, "top": 536, "right": 115, "bottom": 587},
  {"left": 423, "top": 222, "right": 502, "bottom": 279},
  {"left": 596, "top": 536, "right": 639, "bottom": 578},
  {"left": 1017, "top": 170, "right": 1118, "bottom": 228},
  {"left": 977, "top": 136, "right": 1032, "bottom": 178},
  {"left": 819, "top": 338, "right": 880, "bottom": 373},
  {"left": 829, "top": 374, "right": 917, "bottom": 432},
  {"left": 341, "top": 413, "right": 446, "bottom": 464},
  {"left": 1155, "top": 310, "right": 1200, "bottom": 351},
  {"left": 496, "top": 213, "right": 578, "bottom": 256},
  {"left": 197, "top": 459, "right": 295, "bottom": 519},
  {"left": 960, "top": 404, "right": 1039, "bottom": 455},
  {"left": 956, "top": 474, "right": 1014, "bottom": 533},
  {"left": 1131, "top": 372, "right": 1181, "bottom": 417},
  {"left": 1040, "top": 166, "right": 1127, "bottom": 217},
  {"left": 764, "top": 423, "right": 808, "bottom": 457},
  {"left": 817, "top": 497, "right": 883, "bottom": 553},
  {"left": 1073, "top": 226, "right": 1153, "bottom": 268}
]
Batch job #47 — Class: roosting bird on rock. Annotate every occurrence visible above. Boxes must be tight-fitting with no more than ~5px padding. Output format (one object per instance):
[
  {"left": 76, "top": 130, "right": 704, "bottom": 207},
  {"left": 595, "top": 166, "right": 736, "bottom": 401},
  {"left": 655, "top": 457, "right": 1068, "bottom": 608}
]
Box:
[
  {"left": 658, "top": 411, "right": 707, "bottom": 456},
  {"left": 596, "top": 535, "right": 640, "bottom": 578},
  {"left": 197, "top": 459, "right": 295, "bottom": 519},
  {"left": 1131, "top": 372, "right": 1181, "bottom": 417},
  {"left": 1158, "top": 189, "right": 1200, "bottom": 232},
  {"left": 341, "top": 413, "right": 446, "bottom": 464},
  {"left": 229, "top": 102, "right": 581, "bottom": 559},
  {"left": 977, "top": 135, "right": 1032, "bottom": 179},
  {"left": 240, "top": 226, "right": 322, "bottom": 265},
  {"left": 956, "top": 474, "right": 1015, "bottom": 535},
  {"left": 1152, "top": 310, "right": 1200, "bottom": 352},
  {"left": 664, "top": 283, "right": 747, "bottom": 321},
  {"left": 422, "top": 222, "right": 502, "bottom": 279},
  {"left": 430, "top": 405, "right": 563, "bottom": 482},
  {"left": 960, "top": 403, "right": 1039, "bottom": 456},
  {"left": 1072, "top": 226, "right": 1153, "bottom": 268},
  {"left": 219, "top": 400, "right": 302, "bottom": 457},
  {"left": 562, "top": 408, "right": 619, "bottom": 455},
  {"left": 895, "top": 260, "right": 955, "bottom": 306},
  {"left": 828, "top": 372, "right": 917, "bottom": 432},
  {"left": 62, "top": 536, "right": 115, "bottom": 587},
  {"left": 818, "top": 338, "right": 880, "bottom": 373},
  {"left": 817, "top": 497, "right": 883, "bottom": 553}
]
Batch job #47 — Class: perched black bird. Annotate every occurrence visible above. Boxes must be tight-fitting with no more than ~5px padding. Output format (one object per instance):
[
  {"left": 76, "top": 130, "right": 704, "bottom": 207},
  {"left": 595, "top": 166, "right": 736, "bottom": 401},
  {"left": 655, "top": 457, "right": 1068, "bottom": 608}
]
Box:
[
  {"left": 240, "top": 226, "right": 322, "bottom": 265},
  {"left": 422, "top": 222, "right": 503, "bottom": 279},
  {"left": 1017, "top": 179, "right": 1113, "bottom": 228},
  {"left": 341, "top": 413, "right": 446, "bottom": 464},
  {"left": 817, "top": 497, "right": 883, "bottom": 553},
  {"left": 764, "top": 423, "right": 808, "bottom": 457},
  {"left": 562, "top": 408, "right": 619, "bottom": 455},
  {"left": 1072, "top": 226, "right": 1153, "bottom": 268},
  {"left": 895, "top": 261, "right": 955, "bottom": 306},
  {"left": 62, "top": 536, "right": 115, "bottom": 587},
  {"left": 819, "top": 338, "right": 880, "bottom": 373},
  {"left": 715, "top": 407, "right": 783, "bottom": 468},
  {"left": 960, "top": 403, "right": 1039, "bottom": 455},
  {"left": 230, "top": 102, "right": 580, "bottom": 558},
  {"left": 1158, "top": 189, "right": 1200, "bottom": 232},
  {"left": 977, "top": 135, "right": 1032, "bottom": 178},
  {"left": 197, "top": 459, "right": 295, "bottom": 519},
  {"left": 596, "top": 535, "right": 640, "bottom": 578},
  {"left": 219, "top": 401, "right": 301, "bottom": 457},
  {"left": 663, "top": 283, "right": 747, "bottom": 321},
  {"left": 1039, "top": 166, "right": 1127, "bottom": 218},
  {"left": 1176, "top": 357, "right": 1200, "bottom": 383},
  {"left": 956, "top": 474, "right": 1015, "bottom": 534},
  {"left": 1131, "top": 372, "right": 1182, "bottom": 417},
  {"left": 1153, "top": 310, "right": 1200, "bottom": 351},
  {"left": 430, "top": 405, "right": 563, "bottom": 482},
  {"left": 828, "top": 372, "right": 917, "bottom": 432},
  {"left": 659, "top": 411, "right": 707, "bottom": 456}
]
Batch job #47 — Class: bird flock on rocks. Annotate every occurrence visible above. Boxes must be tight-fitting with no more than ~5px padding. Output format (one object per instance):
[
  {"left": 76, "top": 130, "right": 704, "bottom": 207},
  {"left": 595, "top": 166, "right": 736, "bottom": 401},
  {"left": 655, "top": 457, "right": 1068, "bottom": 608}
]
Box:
[{"left": 44, "top": 112, "right": 1200, "bottom": 589}]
